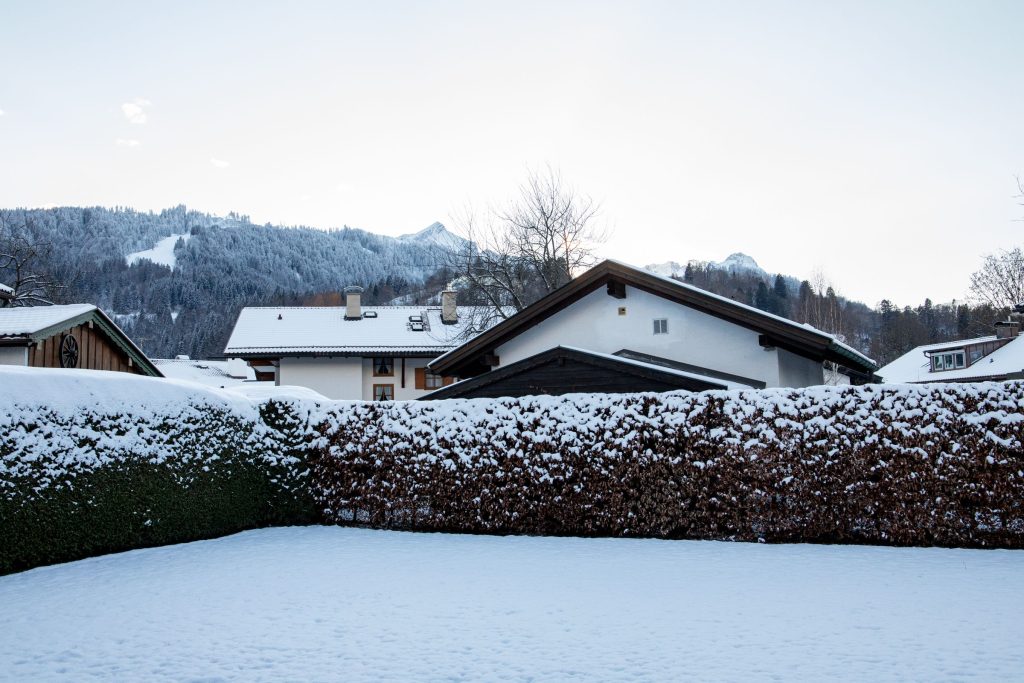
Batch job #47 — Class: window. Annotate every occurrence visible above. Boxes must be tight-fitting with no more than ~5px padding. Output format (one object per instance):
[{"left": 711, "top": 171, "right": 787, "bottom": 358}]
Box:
[
  {"left": 653, "top": 318, "right": 668, "bottom": 334},
  {"left": 931, "top": 350, "right": 965, "bottom": 372},
  {"left": 372, "top": 383, "right": 394, "bottom": 401},
  {"left": 425, "top": 372, "right": 444, "bottom": 389},
  {"left": 969, "top": 347, "right": 983, "bottom": 364},
  {"left": 372, "top": 357, "right": 394, "bottom": 376}
]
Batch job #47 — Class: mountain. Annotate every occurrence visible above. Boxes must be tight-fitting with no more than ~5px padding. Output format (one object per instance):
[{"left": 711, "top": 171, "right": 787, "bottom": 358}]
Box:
[
  {"left": 0, "top": 206, "right": 454, "bottom": 360},
  {"left": 398, "top": 222, "right": 468, "bottom": 251},
  {"left": 647, "top": 252, "right": 768, "bottom": 280}
]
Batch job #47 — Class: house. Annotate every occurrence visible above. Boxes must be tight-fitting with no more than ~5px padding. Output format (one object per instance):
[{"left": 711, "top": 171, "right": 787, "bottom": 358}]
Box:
[
  {"left": 0, "top": 283, "right": 13, "bottom": 304},
  {"left": 878, "top": 316, "right": 1024, "bottom": 384},
  {"left": 152, "top": 355, "right": 257, "bottom": 389},
  {"left": 424, "top": 260, "right": 877, "bottom": 399},
  {"left": 0, "top": 304, "right": 162, "bottom": 377},
  {"left": 223, "top": 287, "right": 490, "bottom": 400}
]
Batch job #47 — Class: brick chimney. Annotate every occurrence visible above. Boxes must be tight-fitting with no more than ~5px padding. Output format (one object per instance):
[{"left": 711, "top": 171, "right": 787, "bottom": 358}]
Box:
[
  {"left": 344, "top": 286, "right": 363, "bottom": 320},
  {"left": 441, "top": 289, "right": 457, "bottom": 324}
]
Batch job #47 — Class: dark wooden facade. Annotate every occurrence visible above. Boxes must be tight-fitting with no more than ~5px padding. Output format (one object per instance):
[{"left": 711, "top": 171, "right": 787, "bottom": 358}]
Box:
[
  {"left": 27, "top": 321, "right": 144, "bottom": 374},
  {"left": 423, "top": 346, "right": 726, "bottom": 400}
]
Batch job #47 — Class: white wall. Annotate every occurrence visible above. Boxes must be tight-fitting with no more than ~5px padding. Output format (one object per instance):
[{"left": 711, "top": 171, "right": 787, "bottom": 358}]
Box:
[
  {"left": 278, "top": 357, "right": 362, "bottom": 400},
  {"left": 276, "top": 356, "right": 443, "bottom": 400},
  {"left": 778, "top": 348, "right": 825, "bottom": 387},
  {"left": 360, "top": 357, "right": 437, "bottom": 401},
  {"left": 493, "top": 285, "right": 827, "bottom": 388},
  {"left": 0, "top": 347, "right": 27, "bottom": 366}
]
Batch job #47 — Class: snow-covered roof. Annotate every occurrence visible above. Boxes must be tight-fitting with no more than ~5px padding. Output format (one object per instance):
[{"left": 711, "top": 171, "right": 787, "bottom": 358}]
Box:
[
  {"left": 0, "top": 304, "right": 97, "bottom": 338},
  {"left": 152, "top": 357, "right": 256, "bottom": 387},
  {"left": 224, "top": 306, "right": 492, "bottom": 356},
  {"left": 878, "top": 334, "right": 1024, "bottom": 383},
  {"left": 0, "top": 282, "right": 13, "bottom": 299}
]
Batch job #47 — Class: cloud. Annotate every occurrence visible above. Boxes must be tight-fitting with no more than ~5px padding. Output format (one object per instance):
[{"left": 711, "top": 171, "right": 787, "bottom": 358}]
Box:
[
  {"left": 115, "top": 138, "right": 141, "bottom": 147},
  {"left": 210, "top": 158, "right": 230, "bottom": 168},
  {"left": 121, "top": 98, "right": 151, "bottom": 124}
]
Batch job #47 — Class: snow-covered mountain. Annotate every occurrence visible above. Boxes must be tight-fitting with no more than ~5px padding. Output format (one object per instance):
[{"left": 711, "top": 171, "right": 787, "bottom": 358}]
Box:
[
  {"left": 398, "top": 222, "right": 467, "bottom": 251},
  {"left": 646, "top": 252, "right": 769, "bottom": 279}
]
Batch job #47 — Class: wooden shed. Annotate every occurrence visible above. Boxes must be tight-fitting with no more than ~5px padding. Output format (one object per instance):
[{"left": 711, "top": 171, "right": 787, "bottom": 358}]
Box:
[{"left": 0, "top": 304, "right": 161, "bottom": 377}]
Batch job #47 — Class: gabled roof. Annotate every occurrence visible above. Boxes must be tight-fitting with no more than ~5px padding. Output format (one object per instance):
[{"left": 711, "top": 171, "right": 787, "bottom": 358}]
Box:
[
  {"left": 423, "top": 345, "right": 730, "bottom": 400},
  {"left": 0, "top": 304, "right": 162, "bottom": 377},
  {"left": 223, "top": 305, "right": 492, "bottom": 357},
  {"left": 878, "top": 334, "right": 1024, "bottom": 383},
  {"left": 430, "top": 260, "right": 877, "bottom": 376}
]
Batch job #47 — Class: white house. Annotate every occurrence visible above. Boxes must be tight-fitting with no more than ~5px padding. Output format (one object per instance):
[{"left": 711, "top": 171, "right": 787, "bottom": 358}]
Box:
[
  {"left": 223, "top": 287, "right": 490, "bottom": 400},
  {"left": 425, "top": 260, "right": 877, "bottom": 399},
  {"left": 878, "top": 318, "right": 1024, "bottom": 384}
]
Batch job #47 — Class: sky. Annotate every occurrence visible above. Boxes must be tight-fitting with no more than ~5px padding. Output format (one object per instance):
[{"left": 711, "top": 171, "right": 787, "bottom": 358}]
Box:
[{"left": 1, "top": 1, "right": 1021, "bottom": 307}]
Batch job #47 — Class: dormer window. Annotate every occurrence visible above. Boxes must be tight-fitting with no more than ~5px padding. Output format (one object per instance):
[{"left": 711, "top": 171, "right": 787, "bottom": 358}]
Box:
[{"left": 931, "top": 350, "right": 965, "bottom": 372}]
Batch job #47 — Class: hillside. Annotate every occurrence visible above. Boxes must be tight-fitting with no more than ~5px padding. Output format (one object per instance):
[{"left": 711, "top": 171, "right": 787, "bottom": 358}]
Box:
[{"left": 0, "top": 206, "right": 455, "bottom": 359}]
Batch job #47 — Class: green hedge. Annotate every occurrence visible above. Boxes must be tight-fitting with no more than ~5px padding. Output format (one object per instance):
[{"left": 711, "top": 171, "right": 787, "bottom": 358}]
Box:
[{"left": 0, "top": 398, "right": 317, "bottom": 575}]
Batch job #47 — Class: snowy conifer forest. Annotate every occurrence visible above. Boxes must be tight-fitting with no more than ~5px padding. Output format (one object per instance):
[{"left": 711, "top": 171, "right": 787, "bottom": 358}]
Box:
[{"left": 0, "top": 206, "right": 456, "bottom": 359}]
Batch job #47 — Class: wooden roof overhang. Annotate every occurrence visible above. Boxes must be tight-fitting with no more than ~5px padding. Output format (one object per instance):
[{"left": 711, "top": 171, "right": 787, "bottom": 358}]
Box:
[{"left": 430, "top": 260, "right": 877, "bottom": 378}]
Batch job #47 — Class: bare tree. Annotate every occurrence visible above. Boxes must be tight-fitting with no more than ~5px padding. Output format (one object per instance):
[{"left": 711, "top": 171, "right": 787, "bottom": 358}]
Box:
[
  {"left": 969, "top": 248, "right": 1024, "bottom": 309},
  {"left": 0, "top": 213, "right": 63, "bottom": 307},
  {"left": 446, "top": 167, "right": 607, "bottom": 331}
]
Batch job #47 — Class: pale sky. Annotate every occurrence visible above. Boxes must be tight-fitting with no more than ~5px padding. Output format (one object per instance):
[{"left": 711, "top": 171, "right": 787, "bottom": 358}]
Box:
[{"left": 1, "top": 1, "right": 1021, "bottom": 307}]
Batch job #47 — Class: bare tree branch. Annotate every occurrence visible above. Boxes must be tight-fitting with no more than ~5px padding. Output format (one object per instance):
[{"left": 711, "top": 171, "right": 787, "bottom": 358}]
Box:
[
  {"left": 444, "top": 167, "right": 608, "bottom": 334},
  {"left": 0, "top": 212, "right": 64, "bottom": 307}
]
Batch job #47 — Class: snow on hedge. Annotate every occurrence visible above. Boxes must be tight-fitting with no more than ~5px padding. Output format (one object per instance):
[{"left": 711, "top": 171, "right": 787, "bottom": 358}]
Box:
[
  {"left": 3, "top": 367, "right": 1024, "bottom": 572},
  {"left": 0, "top": 367, "right": 318, "bottom": 574},
  {"left": 315, "top": 382, "right": 1024, "bottom": 547}
]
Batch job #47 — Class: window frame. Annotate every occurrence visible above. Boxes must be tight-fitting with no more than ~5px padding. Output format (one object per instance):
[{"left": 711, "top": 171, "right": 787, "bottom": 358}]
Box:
[
  {"left": 372, "top": 357, "right": 395, "bottom": 377},
  {"left": 424, "top": 371, "right": 444, "bottom": 389},
  {"left": 372, "top": 383, "right": 394, "bottom": 401},
  {"left": 653, "top": 318, "right": 669, "bottom": 335}
]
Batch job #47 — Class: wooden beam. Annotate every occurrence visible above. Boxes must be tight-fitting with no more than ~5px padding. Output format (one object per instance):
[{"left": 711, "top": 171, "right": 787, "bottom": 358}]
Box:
[
  {"left": 606, "top": 280, "right": 626, "bottom": 299},
  {"left": 482, "top": 353, "right": 500, "bottom": 367}
]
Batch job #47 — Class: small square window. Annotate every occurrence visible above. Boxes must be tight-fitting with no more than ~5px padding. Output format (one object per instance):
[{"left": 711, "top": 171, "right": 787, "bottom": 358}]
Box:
[
  {"left": 373, "top": 383, "right": 394, "bottom": 401},
  {"left": 653, "top": 318, "right": 668, "bottom": 334},
  {"left": 425, "top": 372, "right": 444, "bottom": 389}
]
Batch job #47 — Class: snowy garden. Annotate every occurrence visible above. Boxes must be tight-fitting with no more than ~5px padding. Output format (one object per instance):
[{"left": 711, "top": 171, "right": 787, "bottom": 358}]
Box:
[{"left": 2, "top": 366, "right": 1024, "bottom": 679}]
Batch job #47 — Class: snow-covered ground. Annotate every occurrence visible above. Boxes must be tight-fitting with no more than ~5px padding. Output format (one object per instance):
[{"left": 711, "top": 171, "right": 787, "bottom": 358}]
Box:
[
  {"left": 0, "top": 528, "right": 1020, "bottom": 682},
  {"left": 125, "top": 232, "right": 191, "bottom": 270}
]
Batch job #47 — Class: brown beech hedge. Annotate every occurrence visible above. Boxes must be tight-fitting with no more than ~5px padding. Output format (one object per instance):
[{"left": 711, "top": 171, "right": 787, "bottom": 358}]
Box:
[{"left": 314, "top": 383, "right": 1024, "bottom": 548}]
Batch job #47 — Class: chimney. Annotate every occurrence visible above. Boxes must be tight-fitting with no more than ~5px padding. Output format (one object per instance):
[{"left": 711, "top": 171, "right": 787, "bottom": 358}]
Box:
[
  {"left": 344, "top": 285, "right": 363, "bottom": 320},
  {"left": 441, "top": 289, "right": 457, "bottom": 324},
  {"left": 995, "top": 320, "right": 1020, "bottom": 339}
]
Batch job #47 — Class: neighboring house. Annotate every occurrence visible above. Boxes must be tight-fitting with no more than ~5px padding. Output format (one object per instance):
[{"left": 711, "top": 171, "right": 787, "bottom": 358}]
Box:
[
  {"left": 223, "top": 287, "right": 490, "bottom": 400},
  {"left": 0, "top": 304, "right": 162, "bottom": 377},
  {"left": 153, "top": 356, "right": 256, "bottom": 389},
  {"left": 425, "top": 260, "right": 877, "bottom": 399},
  {"left": 878, "top": 318, "right": 1024, "bottom": 383},
  {"left": 0, "top": 283, "right": 13, "bottom": 304}
]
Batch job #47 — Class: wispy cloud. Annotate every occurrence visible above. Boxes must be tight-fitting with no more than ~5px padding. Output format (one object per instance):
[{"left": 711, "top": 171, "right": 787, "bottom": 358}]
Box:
[
  {"left": 121, "top": 98, "right": 151, "bottom": 124},
  {"left": 115, "top": 138, "right": 141, "bottom": 147},
  {"left": 210, "top": 158, "right": 230, "bottom": 168}
]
